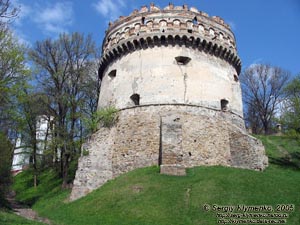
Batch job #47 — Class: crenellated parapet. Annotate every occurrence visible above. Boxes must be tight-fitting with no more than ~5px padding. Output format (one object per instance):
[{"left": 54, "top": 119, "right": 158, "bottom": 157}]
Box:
[{"left": 99, "top": 3, "right": 241, "bottom": 77}]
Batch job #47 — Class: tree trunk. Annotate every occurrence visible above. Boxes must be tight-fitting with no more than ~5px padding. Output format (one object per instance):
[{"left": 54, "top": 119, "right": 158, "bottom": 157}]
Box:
[
  {"left": 34, "top": 174, "right": 37, "bottom": 188},
  {"left": 263, "top": 121, "right": 269, "bottom": 135},
  {"left": 32, "top": 137, "right": 38, "bottom": 188},
  {"left": 62, "top": 153, "right": 70, "bottom": 188}
]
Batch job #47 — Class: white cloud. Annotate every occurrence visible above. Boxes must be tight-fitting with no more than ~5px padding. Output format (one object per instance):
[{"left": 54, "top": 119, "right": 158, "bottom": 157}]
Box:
[
  {"left": 12, "top": 1, "right": 74, "bottom": 37},
  {"left": 93, "top": 0, "right": 126, "bottom": 21},
  {"left": 9, "top": 1, "right": 74, "bottom": 45},
  {"left": 9, "top": 1, "right": 32, "bottom": 45},
  {"left": 11, "top": 0, "right": 32, "bottom": 26},
  {"left": 34, "top": 2, "right": 74, "bottom": 35}
]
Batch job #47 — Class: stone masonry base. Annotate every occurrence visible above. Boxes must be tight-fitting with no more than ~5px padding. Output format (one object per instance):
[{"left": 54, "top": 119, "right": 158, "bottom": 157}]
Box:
[{"left": 69, "top": 105, "right": 268, "bottom": 201}]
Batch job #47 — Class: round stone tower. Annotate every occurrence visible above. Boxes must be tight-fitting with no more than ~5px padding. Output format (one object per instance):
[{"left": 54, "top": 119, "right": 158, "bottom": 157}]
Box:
[{"left": 70, "top": 3, "right": 268, "bottom": 201}]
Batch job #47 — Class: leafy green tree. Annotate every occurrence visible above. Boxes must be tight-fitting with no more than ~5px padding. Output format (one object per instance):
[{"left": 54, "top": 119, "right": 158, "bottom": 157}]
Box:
[
  {"left": 0, "top": 30, "right": 28, "bottom": 134},
  {"left": 29, "top": 32, "right": 100, "bottom": 187},
  {"left": 280, "top": 75, "right": 300, "bottom": 141},
  {"left": 0, "top": 0, "right": 27, "bottom": 206},
  {"left": 14, "top": 90, "right": 50, "bottom": 187}
]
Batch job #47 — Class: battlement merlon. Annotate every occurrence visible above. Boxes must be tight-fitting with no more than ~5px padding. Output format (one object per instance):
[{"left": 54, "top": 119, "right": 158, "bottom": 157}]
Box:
[
  {"left": 102, "top": 3, "right": 237, "bottom": 49},
  {"left": 98, "top": 3, "right": 241, "bottom": 78},
  {"left": 107, "top": 3, "right": 232, "bottom": 32}
]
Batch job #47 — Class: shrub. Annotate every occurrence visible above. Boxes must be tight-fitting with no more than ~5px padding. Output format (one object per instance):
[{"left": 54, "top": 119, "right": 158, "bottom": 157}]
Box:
[
  {"left": 87, "top": 107, "right": 118, "bottom": 132},
  {"left": 97, "top": 106, "right": 118, "bottom": 127},
  {"left": 82, "top": 149, "right": 89, "bottom": 156}
]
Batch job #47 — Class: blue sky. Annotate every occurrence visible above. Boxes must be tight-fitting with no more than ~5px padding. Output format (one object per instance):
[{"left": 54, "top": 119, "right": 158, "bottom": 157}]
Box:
[{"left": 12, "top": 0, "right": 300, "bottom": 75}]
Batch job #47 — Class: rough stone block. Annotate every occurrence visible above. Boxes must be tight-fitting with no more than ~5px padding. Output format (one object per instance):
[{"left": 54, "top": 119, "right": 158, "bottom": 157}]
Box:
[{"left": 160, "top": 165, "right": 186, "bottom": 176}]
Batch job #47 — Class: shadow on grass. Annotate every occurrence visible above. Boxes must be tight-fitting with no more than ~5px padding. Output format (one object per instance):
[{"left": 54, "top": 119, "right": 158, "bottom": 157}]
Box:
[{"left": 269, "top": 152, "right": 300, "bottom": 170}]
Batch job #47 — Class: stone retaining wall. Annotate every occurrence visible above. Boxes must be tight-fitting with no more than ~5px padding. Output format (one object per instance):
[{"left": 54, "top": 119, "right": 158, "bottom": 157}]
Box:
[{"left": 70, "top": 105, "right": 268, "bottom": 201}]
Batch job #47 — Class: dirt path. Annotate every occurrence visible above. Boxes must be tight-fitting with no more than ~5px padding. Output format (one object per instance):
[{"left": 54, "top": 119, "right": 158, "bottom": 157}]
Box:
[{"left": 6, "top": 192, "right": 52, "bottom": 225}]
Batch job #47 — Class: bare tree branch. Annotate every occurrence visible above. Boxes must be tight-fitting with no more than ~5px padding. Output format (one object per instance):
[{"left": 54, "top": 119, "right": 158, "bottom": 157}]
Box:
[{"left": 240, "top": 64, "right": 291, "bottom": 134}]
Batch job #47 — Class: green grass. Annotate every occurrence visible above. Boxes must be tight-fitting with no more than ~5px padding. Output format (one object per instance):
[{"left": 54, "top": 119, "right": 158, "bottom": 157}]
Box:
[
  {"left": 0, "top": 210, "right": 44, "bottom": 225},
  {"left": 13, "top": 135, "right": 300, "bottom": 225},
  {"left": 257, "top": 135, "right": 300, "bottom": 170},
  {"left": 13, "top": 169, "right": 62, "bottom": 206}
]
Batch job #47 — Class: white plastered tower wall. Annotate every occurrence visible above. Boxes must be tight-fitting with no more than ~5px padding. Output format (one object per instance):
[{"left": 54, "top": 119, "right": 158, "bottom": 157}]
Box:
[
  {"left": 70, "top": 3, "right": 268, "bottom": 201},
  {"left": 98, "top": 46, "right": 243, "bottom": 116}
]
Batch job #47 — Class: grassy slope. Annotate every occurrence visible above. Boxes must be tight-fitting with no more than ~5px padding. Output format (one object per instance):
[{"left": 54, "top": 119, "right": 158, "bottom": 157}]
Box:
[
  {"left": 0, "top": 210, "right": 44, "bottom": 225},
  {"left": 12, "top": 136, "right": 300, "bottom": 225},
  {"left": 13, "top": 169, "right": 62, "bottom": 206},
  {"left": 0, "top": 170, "right": 61, "bottom": 225}
]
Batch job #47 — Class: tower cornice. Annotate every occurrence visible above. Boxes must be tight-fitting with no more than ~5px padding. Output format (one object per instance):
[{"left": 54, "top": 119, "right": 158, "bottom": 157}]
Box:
[
  {"left": 99, "top": 33, "right": 241, "bottom": 79},
  {"left": 99, "top": 3, "right": 241, "bottom": 78}
]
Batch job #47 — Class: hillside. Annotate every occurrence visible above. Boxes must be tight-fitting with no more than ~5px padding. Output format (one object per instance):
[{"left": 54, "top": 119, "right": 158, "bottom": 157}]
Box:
[
  {"left": 10, "top": 136, "right": 300, "bottom": 225},
  {"left": 0, "top": 211, "right": 45, "bottom": 225}
]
